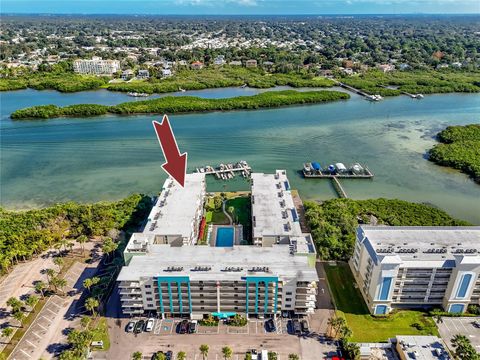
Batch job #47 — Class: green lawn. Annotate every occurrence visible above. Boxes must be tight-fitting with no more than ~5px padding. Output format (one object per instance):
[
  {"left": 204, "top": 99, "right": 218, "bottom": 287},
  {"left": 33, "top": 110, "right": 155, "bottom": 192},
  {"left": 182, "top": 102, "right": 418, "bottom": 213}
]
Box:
[
  {"left": 226, "top": 196, "right": 252, "bottom": 242},
  {"left": 324, "top": 262, "right": 368, "bottom": 314},
  {"left": 91, "top": 317, "right": 111, "bottom": 351},
  {"left": 325, "top": 262, "right": 438, "bottom": 342}
]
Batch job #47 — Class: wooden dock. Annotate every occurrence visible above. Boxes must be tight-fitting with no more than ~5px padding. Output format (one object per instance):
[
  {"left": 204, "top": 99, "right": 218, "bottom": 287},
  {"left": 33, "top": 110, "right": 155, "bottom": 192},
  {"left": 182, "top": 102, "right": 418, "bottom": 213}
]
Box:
[
  {"left": 196, "top": 161, "right": 251, "bottom": 180},
  {"left": 331, "top": 177, "right": 348, "bottom": 198},
  {"left": 303, "top": 168, "right": 374, "bottom": 179}
]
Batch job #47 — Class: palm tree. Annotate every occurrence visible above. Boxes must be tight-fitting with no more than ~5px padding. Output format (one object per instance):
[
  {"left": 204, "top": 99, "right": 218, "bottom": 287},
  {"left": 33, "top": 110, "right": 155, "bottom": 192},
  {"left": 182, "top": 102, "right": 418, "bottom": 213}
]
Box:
[
  {"left": 288, "top": 355, "right": 299, "bottom": 360},
  {"left": 53, "top": 257, "right": 64, "bottom": 272},
  {"left": 132, "top": 351, "right": 142, "bottom": 360},
  {"left": 200, "top": 344, "right": 209, "bottom": 360},
  {"left": 53, "top": 277, "right": 68, "bottom": 296},
  {"left": 77, "top": 235, "right": 89, "bottom": 256},
  {"left": 451, "top": 334, "right": 474, "bottom": 360},
  {"left": 0, "top": 256, "right": 12, "bottom": 274},
  {"left": 35, "top": 281, "right": 47, "bottom": 298},
  {"left": 177, "top": 351, "right": 187, "bottom": 360},
  {"left": 102, "top": 237, "right": 118, "bottom": 261},
  {"left": 339, "top": 325, "right": 353, "bottom": 340},
  {"left": 46, "top": 268, "right": 57, "bottom": 288},
  {"left": 2, "top": 327, "right": 13, "bottom": 338},
  {"left": 12, "top": 310, "right": 26, "bottom": 328},
  {"left": 222, "top": 347, "right": 233, "bottom": 360},
  {"left": 6, "top": 297, "right": 23, "bottom": 313},
  {"left": 80, "top": 315, "right": 92, "bottom": 329},
  {"left": 25, "top": 294, "right": 39, "bottom": 313},
  {"left": 85, "top": 297, "right": 99, "bottom": 318}
]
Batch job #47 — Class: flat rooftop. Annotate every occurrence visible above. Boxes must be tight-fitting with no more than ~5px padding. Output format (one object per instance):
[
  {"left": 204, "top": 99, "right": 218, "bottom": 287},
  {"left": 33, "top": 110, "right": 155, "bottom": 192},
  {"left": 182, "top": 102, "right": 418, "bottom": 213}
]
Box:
[
  {"left": 251, "top": 170, "right": 303, "bottom": 238},
  {"left": 360, "top": 226, "right": 480, "bottom": 264},
  {"left": 143, "top": 173, "right": 205, "bottom": 238},
  {"left": 396, "top": 336, "right": 450, "bottom": 360},
  {"left": 117, "top": 244, "right": 318, "bottom": 283}
]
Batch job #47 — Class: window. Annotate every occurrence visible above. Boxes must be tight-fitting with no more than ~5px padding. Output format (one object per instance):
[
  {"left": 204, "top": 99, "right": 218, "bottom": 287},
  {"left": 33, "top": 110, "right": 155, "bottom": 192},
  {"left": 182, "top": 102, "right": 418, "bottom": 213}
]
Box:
[
  {"left": 145, "top": 285, "right": 152, "bottom": 288},
  {"left": 201, "top": 307, "right": 205, "bottom": 310},
  {"left": 145, "top": 291, "right": 152, "bottom": 295},
  {"left": 285, "top": 298, "right": 292, "bottom": 302},
  {"left": 234, "top": 300, "right": 238, "bottom": 303},
  {"left": 286, "top": 292, "right": 292, "bottom": 295},
  {"left": 200, "top": 287, "right": 204, "bottom": 291},
  {"left": 456, "top": 274, "right": 473, "bottom": 299},
  {"left": 200, "top": 294, "right": 204, "bottom": 297},
  {"left": 285, "top": 304, "right": 291, "bottom": 308},
  {"left": 378, "top": 277, "right": 392, "bottom": 300},
  {"left": 234, "top": 307, "right": 239, "bottom": 310},
  {"left": 146, "top": 297, "right": 153, "bottom": 301},
  {"left": 234, "top": 288, "right": 238, "bottom": 291},
  {"left": 234, "top": 294, "right": 238, "bottom": 297},
  {"left": 200, "top": 300, "right": 204, "bottom": 304}
]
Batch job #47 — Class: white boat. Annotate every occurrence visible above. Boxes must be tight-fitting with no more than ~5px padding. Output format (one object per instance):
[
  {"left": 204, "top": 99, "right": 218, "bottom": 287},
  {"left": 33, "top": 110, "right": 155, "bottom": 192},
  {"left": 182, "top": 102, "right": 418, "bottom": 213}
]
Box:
[
  {"left": 127, "top": 92, "right": 149, "bottom": 97},
  {"left": 415, "top": 94, "right": 424, "bottom": 99},
  {"left": 179, "top": 87, "right": 186, "bottom": 92}
]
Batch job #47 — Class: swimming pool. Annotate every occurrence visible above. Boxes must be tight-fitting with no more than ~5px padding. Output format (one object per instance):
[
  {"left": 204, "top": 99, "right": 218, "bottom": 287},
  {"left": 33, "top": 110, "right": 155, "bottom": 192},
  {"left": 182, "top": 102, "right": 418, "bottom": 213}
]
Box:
[{"left": 216, "top": 227, "right": 234, "bottom": 247}]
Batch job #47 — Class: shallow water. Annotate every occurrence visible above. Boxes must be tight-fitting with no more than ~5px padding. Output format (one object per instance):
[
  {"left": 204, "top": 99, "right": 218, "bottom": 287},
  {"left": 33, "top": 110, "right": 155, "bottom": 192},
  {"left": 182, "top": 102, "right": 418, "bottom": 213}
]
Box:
[{"left": 1, "top": 88, "right": 479, "bottom": 223}]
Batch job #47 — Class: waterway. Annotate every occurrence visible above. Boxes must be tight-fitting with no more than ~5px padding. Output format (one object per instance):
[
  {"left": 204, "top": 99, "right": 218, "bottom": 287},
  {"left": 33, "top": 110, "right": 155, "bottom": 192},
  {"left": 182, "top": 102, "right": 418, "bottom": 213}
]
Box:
[{"left": 1, "top": 87, "right": 479, "bottom": 223}]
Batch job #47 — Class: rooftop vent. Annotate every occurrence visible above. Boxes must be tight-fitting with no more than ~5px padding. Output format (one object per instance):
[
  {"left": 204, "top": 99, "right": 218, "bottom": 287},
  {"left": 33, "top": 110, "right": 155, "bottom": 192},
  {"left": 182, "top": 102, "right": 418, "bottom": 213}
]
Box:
[
  {"left": 248, "top": 266, "right": 270, "bottom": 273},
  {"left": 192, "top": 266, "right": 212, "bottom": 272},
  {"left": 165, "top": 266, "right": 184, "bottom": 272},
  {"left": 222, "top": 267, "right": 243, "bottom": 272}
]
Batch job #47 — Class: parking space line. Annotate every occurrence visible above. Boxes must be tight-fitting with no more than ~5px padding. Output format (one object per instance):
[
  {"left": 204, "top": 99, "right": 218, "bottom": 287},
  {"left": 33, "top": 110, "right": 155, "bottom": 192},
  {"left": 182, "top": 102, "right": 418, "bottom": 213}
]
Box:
[
  {"left": 20, "top": 349, "right": 32, "bottom": 358},
  {"left": 36, "top": 323, "right": 48, "bottom": 331},
  {"left": 25, "top": 339, "right": 37, "bottom": 348},
  {"left": 41, "top": 315, "right": 52, "bottom": 323},
  {"left": 32, "top": 332, "right": 42, "bottom": 339},
  {"left": 46, "top": 307, "right": 57, "bottom": 315}
]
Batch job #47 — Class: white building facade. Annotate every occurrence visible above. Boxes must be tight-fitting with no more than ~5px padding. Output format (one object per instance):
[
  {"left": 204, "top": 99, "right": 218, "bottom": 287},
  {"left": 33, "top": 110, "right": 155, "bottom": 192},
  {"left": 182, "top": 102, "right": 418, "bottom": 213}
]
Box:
[
  {"left": 350, "top": 226, "right": 480, "bottom": 314},
  {"left": 73, "top": 57, "right": 121, "bottom": 75}
]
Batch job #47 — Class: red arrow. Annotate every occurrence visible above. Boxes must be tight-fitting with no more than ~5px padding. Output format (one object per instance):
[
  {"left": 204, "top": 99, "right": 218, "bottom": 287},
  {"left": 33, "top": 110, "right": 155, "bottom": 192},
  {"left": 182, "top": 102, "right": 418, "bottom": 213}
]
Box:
[{"left": 152, "top": 115, "right": 187, "bottom": 187}]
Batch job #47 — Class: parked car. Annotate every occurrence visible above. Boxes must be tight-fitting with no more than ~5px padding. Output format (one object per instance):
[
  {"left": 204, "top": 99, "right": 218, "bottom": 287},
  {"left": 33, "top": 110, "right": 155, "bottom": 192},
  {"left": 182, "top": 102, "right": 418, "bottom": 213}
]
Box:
[
  {"left": 248, "top": 349, "right": 258, "bottom": 360},
  {"left": 126, "top": 321, "right": 136, "bottom": 333},
  {"left": 134, "top": 319, "right": 145, "bottom": 333},
  {"left": 178, "top": 319, "right": 189, "bottom": 334},
  {"left": 265, "top": 318, "right": 276, "bottom": 332},
  {"left": 301, "top": 319, "right": 309, "bottom": 333},
  {"left": 145, "top": 318, "right": 155, "bottom": 332},
  {"left": 165, "top": 351, "right": 173, "bottom": 360},
  {"left": 293, "top": 320, "right": 301, "bottom": 335},
  {"left": 189, "top": 320, "right": 197, "bottom": 333},
  {"left": 473, "top": 320, "right": 480, "bottom": 328}
]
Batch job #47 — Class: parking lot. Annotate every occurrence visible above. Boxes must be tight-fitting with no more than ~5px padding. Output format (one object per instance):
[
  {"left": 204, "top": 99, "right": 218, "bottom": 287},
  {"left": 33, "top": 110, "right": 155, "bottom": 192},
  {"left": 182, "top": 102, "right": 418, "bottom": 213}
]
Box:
[
  {"left": 103, "top": 314, "right": 334, "bottom": 360},
  {"left": 438, "top": 317, "right": 480, "bottom": 352},
  {"left": 142, "top": 317, "right": 309, "bottom": 336},
  {"left": 9, "top": 295, "right": 65, "bottom": 360}
]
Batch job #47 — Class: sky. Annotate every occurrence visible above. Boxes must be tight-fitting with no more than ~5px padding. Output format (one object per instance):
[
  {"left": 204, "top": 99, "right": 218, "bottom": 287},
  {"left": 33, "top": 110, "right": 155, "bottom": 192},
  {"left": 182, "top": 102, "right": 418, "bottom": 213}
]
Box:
[{"left": 1, "top": 0, "right": 479, "bottom": 15}]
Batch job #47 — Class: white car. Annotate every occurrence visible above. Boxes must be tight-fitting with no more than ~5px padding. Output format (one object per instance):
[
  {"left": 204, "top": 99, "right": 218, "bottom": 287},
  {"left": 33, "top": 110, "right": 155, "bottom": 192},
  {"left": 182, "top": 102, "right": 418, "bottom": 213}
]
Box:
[{"left": 145, "top": 318, "right": 155, "bottom": 332}]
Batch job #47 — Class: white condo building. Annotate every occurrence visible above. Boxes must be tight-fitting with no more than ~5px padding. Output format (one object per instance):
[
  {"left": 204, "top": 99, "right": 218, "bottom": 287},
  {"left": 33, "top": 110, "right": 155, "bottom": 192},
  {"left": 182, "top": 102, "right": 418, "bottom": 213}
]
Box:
[
  {"left": 73, "top": 57, "right": 121, "bottom": 75},
  {"left": 350, "top": 226, "right": 480, "bottom": 314},
  {"left": 117, "top": 171, "right": 318, "bottom": 319}
]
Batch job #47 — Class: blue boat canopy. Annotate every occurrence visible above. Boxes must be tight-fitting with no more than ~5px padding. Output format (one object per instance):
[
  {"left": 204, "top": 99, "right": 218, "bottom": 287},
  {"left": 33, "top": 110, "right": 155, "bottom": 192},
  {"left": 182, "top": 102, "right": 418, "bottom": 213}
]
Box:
[{"left": 311, "top": 162, "right": 321, "bottom": 170}]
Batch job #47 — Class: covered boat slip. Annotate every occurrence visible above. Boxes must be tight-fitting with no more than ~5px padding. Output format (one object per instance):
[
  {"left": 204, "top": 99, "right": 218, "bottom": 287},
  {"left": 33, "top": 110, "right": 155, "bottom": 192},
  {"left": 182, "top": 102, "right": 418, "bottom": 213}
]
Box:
[{"left": 302, "top": 161, "right": 374, "bottom": 178}]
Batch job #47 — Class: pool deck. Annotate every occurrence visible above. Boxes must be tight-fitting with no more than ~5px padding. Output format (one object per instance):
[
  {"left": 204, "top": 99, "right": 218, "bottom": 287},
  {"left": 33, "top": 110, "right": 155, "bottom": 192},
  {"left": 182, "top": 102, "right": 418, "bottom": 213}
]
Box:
[{"left": 210, "top": 225, "right": 243, "bottom": 247}]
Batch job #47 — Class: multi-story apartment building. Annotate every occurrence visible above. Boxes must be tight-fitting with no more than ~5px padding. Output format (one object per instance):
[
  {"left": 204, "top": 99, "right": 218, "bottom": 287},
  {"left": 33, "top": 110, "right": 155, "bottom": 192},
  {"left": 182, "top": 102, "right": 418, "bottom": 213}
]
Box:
[
  {"left": 123, "top": 174, "right": 206, "bottom": 264},
  {"left": 73, "top": 57, "right": 121, "bottom": 75},
  {"left": 251, "top": 170, "right": 316, "bottom": 263},
  {"left": 117, "top": 171, "right": 318, "bottom": 319},
  {"left": 117, "top": 245, "right": 318, "bottom": 318},
  {"left": 350, "top": 226, "right": 480, "bottom": 314}
]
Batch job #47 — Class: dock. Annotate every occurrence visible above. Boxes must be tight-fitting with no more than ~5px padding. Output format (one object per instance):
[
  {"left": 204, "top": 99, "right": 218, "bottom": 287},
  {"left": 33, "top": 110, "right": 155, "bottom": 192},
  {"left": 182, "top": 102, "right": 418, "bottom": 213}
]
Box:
[
  {"left": 196, "top": 161, "right": 252, "bottom": 180},
  {"left": 401, "top": 91, "right": 424, "bottom": 99},
  {"left": 337, "top": 82, "right": 383, "bottom": 101},
  {"left": 331, "top": 177, "right": 348, "bottom": 198},
  {"left": 302, "top": 162, "right": 374, "bottom": 198}
]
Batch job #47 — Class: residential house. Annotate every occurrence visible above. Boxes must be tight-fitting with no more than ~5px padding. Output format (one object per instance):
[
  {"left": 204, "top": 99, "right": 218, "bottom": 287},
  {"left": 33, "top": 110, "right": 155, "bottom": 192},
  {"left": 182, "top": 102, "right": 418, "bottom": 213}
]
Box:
[
  {"left": 191, "top": 61, "right": 204, "bottom": 70},
  {"left": 246, "top": 59, "right": 258, "bottom": 68}
]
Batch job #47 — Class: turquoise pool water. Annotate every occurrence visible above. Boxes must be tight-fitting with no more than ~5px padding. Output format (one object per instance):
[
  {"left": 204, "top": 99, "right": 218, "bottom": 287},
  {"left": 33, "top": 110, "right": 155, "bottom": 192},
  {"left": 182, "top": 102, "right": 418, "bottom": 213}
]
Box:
[{"left": 216, "top": 227, "right": 234, "bottom": 247}]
